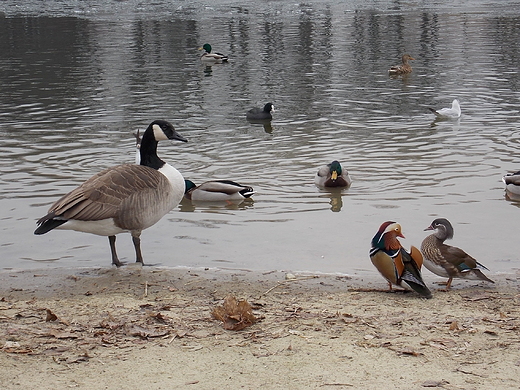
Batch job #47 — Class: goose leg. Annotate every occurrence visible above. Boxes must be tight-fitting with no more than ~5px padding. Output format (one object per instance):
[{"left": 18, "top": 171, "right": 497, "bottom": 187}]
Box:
[
  {"left": 108, "top": 235, "right": 123, "bottom": 267},
  {"left": 132, "top": 234, "right": 144, "bottom": 264}
]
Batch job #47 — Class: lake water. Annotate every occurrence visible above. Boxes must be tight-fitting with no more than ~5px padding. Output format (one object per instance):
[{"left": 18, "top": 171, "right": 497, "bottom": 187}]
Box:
[{"left": 1, "top": 0, "right": 519, "bottom": 278}]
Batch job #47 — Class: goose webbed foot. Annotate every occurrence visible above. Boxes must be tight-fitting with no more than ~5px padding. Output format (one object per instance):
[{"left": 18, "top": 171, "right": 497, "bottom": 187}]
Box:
[
  {"left": 108, "top": 235, "right": 124, "bottom": 267},
  {"left": 132, "top": 235, "right": 145, "bottom": 265}
]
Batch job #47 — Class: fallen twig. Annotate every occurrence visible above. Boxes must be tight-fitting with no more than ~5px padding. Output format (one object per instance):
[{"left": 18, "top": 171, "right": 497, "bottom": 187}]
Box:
[{"left": 260, "top": 276, "right": 319, "bottom": 297}]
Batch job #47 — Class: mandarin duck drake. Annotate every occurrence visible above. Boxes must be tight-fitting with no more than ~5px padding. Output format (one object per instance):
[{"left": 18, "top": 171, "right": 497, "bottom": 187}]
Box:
[
  {"left": 199, "top": 43, "right": 228, "bottom": 63},
  {"left": 428, "top": 99, "right": 461, "bottom": 119},
  {"left": 370, "top": 221, "right": 432, "bottom": 298},
  {"left": 314, "top": 160, "right": 352, "bottom": 188},
  {"left": 502, "top": 170, "right": 520, "bottom": 195},
  {"left": 184, "top": 180, "right": 254, "bottom": 202},
  {"left": 388, "top": 54, "right": 415, "bottom": 75},
  {"left": 421, "top": 218, "right": 494, "bottom": 290}
]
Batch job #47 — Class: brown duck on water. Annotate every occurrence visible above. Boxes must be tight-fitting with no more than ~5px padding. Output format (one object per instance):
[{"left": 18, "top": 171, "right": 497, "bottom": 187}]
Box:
[{"left": 388, "top": 54, "right": 415, "bottom": 75}]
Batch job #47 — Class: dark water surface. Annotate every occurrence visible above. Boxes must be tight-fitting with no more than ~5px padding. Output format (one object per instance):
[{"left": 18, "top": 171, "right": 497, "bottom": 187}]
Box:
[{"left": 1, "top": 0, "right": 520, "bottom": 277}]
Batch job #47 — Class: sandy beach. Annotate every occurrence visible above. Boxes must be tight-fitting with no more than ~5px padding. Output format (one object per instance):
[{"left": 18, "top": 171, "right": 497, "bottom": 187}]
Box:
[{"left": 1, "top": 266, "right": 519, "bottom": 390}]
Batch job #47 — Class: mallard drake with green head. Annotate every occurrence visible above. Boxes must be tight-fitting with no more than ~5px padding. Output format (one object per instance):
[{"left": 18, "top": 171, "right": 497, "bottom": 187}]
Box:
[
  {"left": 421, "top": 218, "right": 494, "bottom": 290},
  {"left": 199, "top": 43, "right": 228, "bottom": 63},
  {"left": 314, "top": 161, "right": 352, "bottom": 188},
  {"left": 370, "top": 221, "right": 432, "bottom": 298},
  {"left": 184, "top": 180, "right": 254, "bottom": 201}
]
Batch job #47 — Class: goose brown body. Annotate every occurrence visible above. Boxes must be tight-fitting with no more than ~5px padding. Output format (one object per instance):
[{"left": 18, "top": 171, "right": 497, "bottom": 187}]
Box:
[
  {"left": 35, "top": 120, "right": 187, "bottom": 267},
  {"left": 421, "top": 218, "right": 494, "bottom": 290}
]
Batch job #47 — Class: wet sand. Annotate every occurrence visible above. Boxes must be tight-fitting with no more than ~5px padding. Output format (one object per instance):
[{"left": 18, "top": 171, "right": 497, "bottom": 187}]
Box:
[{"left": 1, "top": 266, "right": 519, "bottom": 389}]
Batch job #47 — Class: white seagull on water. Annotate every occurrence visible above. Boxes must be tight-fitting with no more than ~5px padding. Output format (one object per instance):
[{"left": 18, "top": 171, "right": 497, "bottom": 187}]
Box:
[{"left": 428, "top": 99, "right": 461, "bottom": 118}]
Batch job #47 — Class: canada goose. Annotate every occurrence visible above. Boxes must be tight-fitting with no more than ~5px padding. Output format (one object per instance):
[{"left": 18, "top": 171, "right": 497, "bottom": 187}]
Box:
[
  {"left": 199, "top": 43, "right": 228, "bottom": 63},
  {"left": 246, "top": 103, "right": 275, "bottom": 121},
  {"left": 184, "top": 179, "right": 254, "bottom": 201},
  {"left": 34, "top": 120, "right": 188, "bottom": 267},
  {"left": 314, "top": 161, "right": 352, "bottom": 188}
]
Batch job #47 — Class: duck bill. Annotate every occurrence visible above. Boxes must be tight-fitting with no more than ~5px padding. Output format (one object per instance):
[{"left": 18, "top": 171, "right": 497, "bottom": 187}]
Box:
[
  {"left": 331, "top": 171, "right": 338, "bottom": 180},
  {"left": 424, "top": 225, "right": 434, "bottom": 231}
]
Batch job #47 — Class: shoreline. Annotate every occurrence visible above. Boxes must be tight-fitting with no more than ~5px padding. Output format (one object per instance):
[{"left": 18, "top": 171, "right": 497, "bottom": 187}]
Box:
[{"left": 1, "top": 266, "right": 519, "bottom": 389}]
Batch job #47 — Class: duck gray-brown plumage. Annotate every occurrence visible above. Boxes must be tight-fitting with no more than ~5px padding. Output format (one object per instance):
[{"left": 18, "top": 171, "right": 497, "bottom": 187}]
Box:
[
  {"left": 199, "top": 43, "right": 228, "bottom": 63},
  {"left": 34, "top": 120, "right": 187, "bottom": 267},
  {"left": 388, "top": 54, "right": 415, "bottom": 75},
  {"left": 184, "top": 180, "right": 254, "bottom": 201},
  {"left": 314, "top": 160, "right": 352, "bottom": 188},
  {"left": 502, "top": 170, "right": 520, "bottom": 195},
  {"left": 420, "top": 218, "right": 494, "bottom": 290},
  {"left": 369, "top": 221, "right": 432, "bottom": 298}
]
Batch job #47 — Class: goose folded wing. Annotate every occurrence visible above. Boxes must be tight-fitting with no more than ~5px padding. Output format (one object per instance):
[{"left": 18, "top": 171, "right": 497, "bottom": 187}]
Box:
[{"left": 44, "top": 164, "right": 165, "bottom": 221}]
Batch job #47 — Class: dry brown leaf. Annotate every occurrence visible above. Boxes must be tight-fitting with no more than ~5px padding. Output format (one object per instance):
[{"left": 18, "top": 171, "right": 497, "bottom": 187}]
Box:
[
  {"left": 212, "top": 295, "right": 257, "bottom": 331},
  {"left": 449, "top": 321, "right": 459, "bottom": 331},
  {"left": 45, "top": 309, "right": 57, "bottom": 322}
]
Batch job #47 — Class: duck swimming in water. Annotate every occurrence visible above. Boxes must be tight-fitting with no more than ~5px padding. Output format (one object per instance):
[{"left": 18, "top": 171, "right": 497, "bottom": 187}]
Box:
[{"left": 388, "top": 54, "right": 415, "bottom": 75}]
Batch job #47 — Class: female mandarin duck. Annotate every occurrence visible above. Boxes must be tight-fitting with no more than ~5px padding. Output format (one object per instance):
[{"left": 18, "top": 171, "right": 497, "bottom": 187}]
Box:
[
  {"left": 199, "top": 43, "right": 228, "bottom": 63},
  {"left": 502, "top": 170, "right": 520, "bottom": 195},
  {"left": 388, "top": 54, "right": 415, "bottom": 75},
  {"left": 184, "top": 180, "right": 254, "bottom": 201},
  {"left": 370, "top": 221, "right": 432, "bottom": 298},
  {"left": 421, "top": 218, "right": 494, "bottom": 290},
  {"left": 314, "top": 161, "right": 352, "bottom": 188}
]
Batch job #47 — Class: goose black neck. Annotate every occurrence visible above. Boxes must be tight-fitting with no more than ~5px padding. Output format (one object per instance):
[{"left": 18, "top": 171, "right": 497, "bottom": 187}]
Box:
[{"left": 139, "top": 131, "right": 165, "bottom": 170}]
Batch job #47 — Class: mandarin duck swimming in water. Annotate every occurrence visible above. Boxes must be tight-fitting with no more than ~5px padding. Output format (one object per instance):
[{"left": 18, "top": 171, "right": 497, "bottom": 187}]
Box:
[
  {"left": 370, "top": 221, "right": 432, "bottom": 298},
  {"left": 314, "top": 161, "right": 352, "bottom": 188},
  {"left": 421, "top": 218, "right": 494, "bottom": 290},
  {"left": 428, "top": 99, "right": 461, "bottom": 119},
  {"left": 502, "top": 170, "right": 520, "bottom": 195},
  {"left": 199, "top": 43, "right": 228, "bottom": 63},
  {"left": 184, "top": 180, "right": 254, "bottom": 202},
  {"left": 388, "top": 54, "right": 415, "bottom": 75}
]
